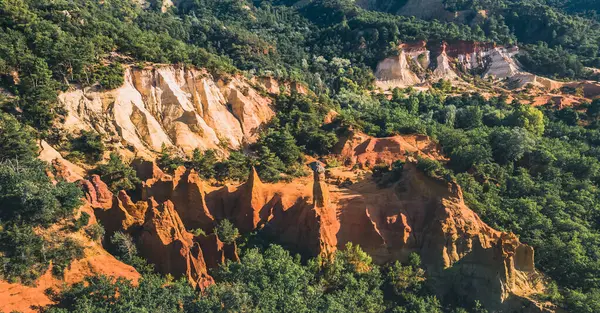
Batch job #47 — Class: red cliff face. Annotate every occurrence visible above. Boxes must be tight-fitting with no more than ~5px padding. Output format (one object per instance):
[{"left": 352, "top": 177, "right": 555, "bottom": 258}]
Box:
[
  {"left": 438, "top": 40, "right": 497, "bottom": 58},
  {"left": 333, "top": 162, "right": 542, "bottom": 309},
  {"left": 87, "top": 151, "right": 544, "bottom": 310},
  {"left": 138, "top": 199, "right": 214, "bottom": 289}
]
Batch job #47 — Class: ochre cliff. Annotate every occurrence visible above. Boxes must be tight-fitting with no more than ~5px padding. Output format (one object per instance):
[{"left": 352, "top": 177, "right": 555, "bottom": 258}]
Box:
[
  {"left": 59, "top": 66, "right": 275, "bottom": 157},
  {"left": 84, "top": 144, "right": 546, "bottom": 311},
  {"left": 334, "top": 162, "right": 544, "bottom": 310},
  {"left": 33, "top": 129, "right": 550, "bottom": 312},
  {"left": 0, "top": 157, "right": 140, "bottom": 313}
]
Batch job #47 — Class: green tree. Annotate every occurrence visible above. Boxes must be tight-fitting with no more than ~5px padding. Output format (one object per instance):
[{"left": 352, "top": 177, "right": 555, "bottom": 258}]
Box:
[
  {"left": 0, "top": 113, "right": 38, "bottom": 162},
  {"left": 489, "top": 127, "right": 535, "bottom": 164},
  {"left": 214, "top": 219, "right": 239, "bottom": 244},
  {"left": 69, "top": 131, "right": 105, "bottom": 163},
  {"left": 188, "top": 149, "right": 217, "bottom": 179},
  {"left": 507, "top": 105, "right": 545, "bottom": 136},
  {"left": 0, "top": 160, "right": 82, "bottom": 226},
  {"left": 94, "top": 153, "right": 141, "bottom": 192}
]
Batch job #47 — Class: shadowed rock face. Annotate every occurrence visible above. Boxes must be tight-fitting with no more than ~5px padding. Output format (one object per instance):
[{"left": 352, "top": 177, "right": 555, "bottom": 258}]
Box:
[{"left": 334, "top": 163, "right": 543, "bottom": 309}]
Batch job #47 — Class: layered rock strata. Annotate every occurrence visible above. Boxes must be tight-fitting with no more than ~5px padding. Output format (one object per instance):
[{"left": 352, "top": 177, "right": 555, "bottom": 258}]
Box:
[
  {"left": 375, "top": 40, "right": 559, "bottom": 91},
  {"left": 81, "top": 146, "right": 543, "bottom": 310},
  {"left": 59, "top": 66, "right": 275, "bottom": 157}
]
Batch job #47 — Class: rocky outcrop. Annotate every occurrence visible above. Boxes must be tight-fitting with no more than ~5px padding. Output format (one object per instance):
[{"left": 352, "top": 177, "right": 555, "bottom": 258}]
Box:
[
  {"left": 2, "top": 152, "right": 140, "bottom": 313},
  {"left": 59, "top": 66, "right": 274, "bottom": 157},
  {"left": 80, "top": 175, "right": 114, "bottom": 210},
  {"left": 334, "top": 162, "right": 543, "bottom": 310},
  {"left": 138, "top": 199, "right": 214, "bottom": 289},
  {"left": 333, "top": 130, "right": 444, "bottom": 168},
  {"left": 82, "top": 150, "right": 544, "bottom": 310},
  {"left": 0, "top": 247, "right": 139, "bottom": 313},
  {"left": 129, "top": 159, "right": 340, "bottom": 259},
  {"left": 375, "top": 40, "right": 561, "bottom": 91},
  {"left": 232, "top": 167, "right": 270, "bottom": 232},
  {"left": 375, "top": 50, "right": 423, "bottom": 89}
]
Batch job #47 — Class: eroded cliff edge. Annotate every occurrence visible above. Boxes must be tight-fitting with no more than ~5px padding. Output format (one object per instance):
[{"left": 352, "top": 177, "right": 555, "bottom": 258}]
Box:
[
  {"left": 58, "top": 66, "right": 278, "bottom": 157},
  {"left": 74, "top": 132, "right": 550, "bottom": 312}
]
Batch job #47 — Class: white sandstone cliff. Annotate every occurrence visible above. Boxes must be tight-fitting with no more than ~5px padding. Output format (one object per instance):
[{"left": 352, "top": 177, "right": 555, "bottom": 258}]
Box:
[{"left": 59, "top": 66, "right": 274, "bottom": 157}]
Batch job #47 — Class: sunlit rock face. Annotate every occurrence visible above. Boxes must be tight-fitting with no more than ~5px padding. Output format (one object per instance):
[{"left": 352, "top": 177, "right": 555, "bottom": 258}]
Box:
[{"left": 59, "top": 65, "right": 274, "bottom": 157}]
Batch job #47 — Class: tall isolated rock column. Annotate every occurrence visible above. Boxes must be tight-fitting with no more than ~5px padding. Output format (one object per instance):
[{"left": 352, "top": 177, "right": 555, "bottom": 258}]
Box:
[{"left": 312, "top": 162, "right": 330, "bottom": 208}]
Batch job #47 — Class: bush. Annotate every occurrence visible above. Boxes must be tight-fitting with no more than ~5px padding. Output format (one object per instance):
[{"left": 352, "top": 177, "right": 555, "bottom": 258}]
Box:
[
  {"left": 85, "top": 224, "right": 105, "bottom": 242},
  {"left": 94, "top": 153, "right": 140, "bottom": 192},
  {"left": 0, "top": 224, "right": 48, "bottom": 284},
  {"left": 73, "top": 212, "right": 90, "bottom": 231},
  {"left": 157, "top": 145, "right": 185, "bottom": 174},
  {"left": 214, "top": 151, "right": 252, "bottom": 182},
  {"left": 92, "top": 63, "right": 125, "bottom": 90},
  {"left": 69, "top": 131, "right": 105, "bottom": 163},
  {"left": 109, "top": 231, "right": 153, "bottom": 273},
  {"left": 188, "top": 149, "right": 217, "bottom": 179},
  {"left": 0, "top": 113, "right": 38, "bottom": 162},
  {"left": 214, "top": 219, "right": 239, "bottom": 244},
  {"left": 416, "top": 157, "right": 453, "bottom": 181},
  {"left": 48, "top": 238, "right": 85, "bottom": 277},
  {"left": 0, "top": 160, "right": 82, "bottom": 226},
  {"left": 110, "top": 232, "right": 138, "bottom": 264},
  {"left": 372, "top": 160, "right": 404, "bottom": 187}
]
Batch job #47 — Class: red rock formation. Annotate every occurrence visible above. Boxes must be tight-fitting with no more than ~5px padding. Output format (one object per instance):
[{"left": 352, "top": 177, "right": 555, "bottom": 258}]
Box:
[
  {"left": 0, "top": 250, "right": 140, "bottom": 313},
  {"left": 131, "top": 158, "right": 165, "bottom": 181},
  {"left": 88, "top": 155, "right": 543, "bottom": 310},
  {"left": 312, "top": 163, "right": 329, "bottom": 208},
  {"left": 267, "top": 165, "right": 339, "bottom": 258},
  {"left": 171, "top": 169, "right": 215, "bottom": 230},
  {"left": 333, "top": 130, "right": 444, "bottom": 168},
  {"left": 439, "top": 40, "right": 496, "bottom": 58},
  {"left": 79, "top": 175, "right": 113, "bottom": 210},
  {"left": 334, "top": 162, "right": 541, "bottom": 308},
  {"left": 233, "top": 167, "right": 271, "bottom": 232},
  {"left": 196, "top": 233, "right": 240, "bottom": 269},
  {"left": 138, "top": 199, "right": 214, "bottom": 289},
  {"left": 95, "top": 191, "right": 148, "bottom": 237},
  {"left": 51, "top": 159, "right": 83, "bottom": 183}
]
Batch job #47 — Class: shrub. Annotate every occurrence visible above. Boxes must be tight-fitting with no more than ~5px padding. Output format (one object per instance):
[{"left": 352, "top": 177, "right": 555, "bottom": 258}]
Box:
[
  {"left": 0, "top": 113, "right": 38, "bottom": 162},
  {"left": 93, "top": 63, "right": 125, "bottom": 90},
  {"left": 73, "top": 212, "right": 90, "bottom": 231},
  {"left": 48, "top": 238, "right": 85, "bottom": 277},
  {"left": 372, "top": 160, "right": 404, "bottom": 187},
  {"left": 0, "top": 224, "right": 48, "bottom": 284},
  {"left": 188, "top": 149, "right": 217, "bottom": 179},
  {"left": 0, "top": 160, "right": 82, "bottom": 226},
  {"left": 189, "top": 228, "right": 206, "bottom": 237},
  {"left": 69, "top": 131, "right": 105, "bottom": 163},
  {"left": 94, "top": 153, "right": 140, "bottom": 192},
  {"left": 109, "top": 231, "right": 153, "bottom": 273},
  {"left": 110, "top": 232, "right": 138, "bottom": 263},
  {"left": 85, "top": 224, "right": 105, "bottom": 242},
  {"left": 416, "top": 157, "right": 453, "bottom": 181},
  {"left": 157, "top": 145, "right": 185, "bottom": 173},
  {"left": 215, "top": 219, "right": 239, "bottom": 244},
  {"left": 214, "top": 151, "right": 252, "bottom": 182}
]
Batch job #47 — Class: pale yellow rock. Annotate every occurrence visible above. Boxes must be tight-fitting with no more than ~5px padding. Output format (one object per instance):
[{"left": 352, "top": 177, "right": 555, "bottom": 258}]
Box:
[
  {"left": 431, "top": 52, "right": 459, "bottom": 81},
  {"left": 483, "top": 48, "right": 521, "bottom": 79},
  {"left": 58, "top": 66, "right": 274, "bottom": 157},
  {"left": 375, "top": 51, "right": 422, "bottom": 90}
]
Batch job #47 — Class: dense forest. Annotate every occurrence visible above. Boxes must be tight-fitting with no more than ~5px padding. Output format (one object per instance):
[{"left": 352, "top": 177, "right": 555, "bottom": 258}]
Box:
[{"left": 1, "top": 0, "right": 600, "bottom": 312}]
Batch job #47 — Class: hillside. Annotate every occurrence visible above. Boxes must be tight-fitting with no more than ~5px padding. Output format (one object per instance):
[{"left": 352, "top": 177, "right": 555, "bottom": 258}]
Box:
[{"left": 1, "top": 0, "right": 600, "bottom": 313}]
